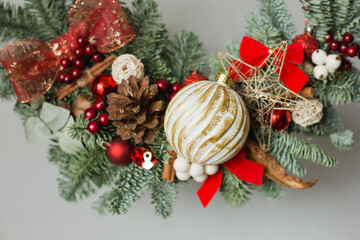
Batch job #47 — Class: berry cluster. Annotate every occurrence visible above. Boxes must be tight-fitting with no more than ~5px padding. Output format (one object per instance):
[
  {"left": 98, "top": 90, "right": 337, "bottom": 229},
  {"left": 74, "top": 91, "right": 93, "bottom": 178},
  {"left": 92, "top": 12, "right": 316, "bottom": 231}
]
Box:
[
  {"left": 156, "top": 79, "right": 184, "bottom": 100},
  {"left": 58, "top": 35, "right": 104, "bottom": 84},
  {"left": 325, "top": 32, "right": 358, "bottom": 70},
  {"left": 84, "top": 98, "right": 110, "bottom": 134}
]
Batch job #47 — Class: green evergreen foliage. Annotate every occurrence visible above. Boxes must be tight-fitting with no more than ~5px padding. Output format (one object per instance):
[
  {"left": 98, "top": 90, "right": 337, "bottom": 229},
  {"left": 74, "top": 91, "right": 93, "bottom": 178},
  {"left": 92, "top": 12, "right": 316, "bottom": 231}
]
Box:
[
  {"left": 330, "top": 130, "right": 354, "bottom": 151},
  {"left": 0, "top": 65, "right": 14, "bottom": 100},
  {"left": 208, "top": 40, "right": 239, "bottom": 78},
  {"left": 151, "top": 181, "right": 177, "bottom": 218},
  {"left": 258, "top": 177, "right": 284, "bottom": 201}
]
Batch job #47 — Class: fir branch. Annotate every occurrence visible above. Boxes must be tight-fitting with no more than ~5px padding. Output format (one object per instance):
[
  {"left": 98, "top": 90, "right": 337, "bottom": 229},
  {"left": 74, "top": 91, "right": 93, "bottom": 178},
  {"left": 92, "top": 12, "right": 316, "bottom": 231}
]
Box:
[
  {"left": 220, "top": 167, "right": 254, "bottom": 207},
  {"left": 13, "top": 102, "right": 36, "bottom": 122},
  {"left": 277, "top": 152, "right": 307, "bottom": 177},
  {"left": 330, "top": 130, "right": 354, "bottom": 151},
  {"left": 0, "top": 65, "right": 14, "bottom": 100},
  {"left": 208, "top": 40, "right": 239, "bottom": 78},
  {"left": 151, "top": 181, "right": 177, "bottom": 219},
  {"left": 147, "top": 130, "right": 171, "bottom": 164},
  {"left": 258, "top": 177, "right": 284, "bottom": 201},
  {"left": 165, "top": 30, "right": 207, "bottom": 82},
  {"left": 109, "top": 163, "right": 153, "bottom": 215},
  {"left": 332, "top": 0, "right": 351, "bottom": 34}
]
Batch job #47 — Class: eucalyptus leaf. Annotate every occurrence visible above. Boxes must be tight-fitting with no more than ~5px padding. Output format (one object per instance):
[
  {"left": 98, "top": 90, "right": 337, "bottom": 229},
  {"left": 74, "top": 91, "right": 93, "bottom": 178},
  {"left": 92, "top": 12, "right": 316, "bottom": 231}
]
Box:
[
  {"left": 40, "top": 102, "right": 70, "bottom": 132},
  {"left": 24, "top": 117, "right": 51, "bottom": 143}
]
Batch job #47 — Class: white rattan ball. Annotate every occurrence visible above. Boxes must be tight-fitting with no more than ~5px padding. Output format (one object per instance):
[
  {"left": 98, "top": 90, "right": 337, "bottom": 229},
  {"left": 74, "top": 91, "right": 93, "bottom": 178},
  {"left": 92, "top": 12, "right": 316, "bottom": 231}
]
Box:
[
  {"left": 292, "top": 99, "right": 323, "bottom": 127},
  {"left": 112, "top": 54, "right": 144, "bottom": 84}
]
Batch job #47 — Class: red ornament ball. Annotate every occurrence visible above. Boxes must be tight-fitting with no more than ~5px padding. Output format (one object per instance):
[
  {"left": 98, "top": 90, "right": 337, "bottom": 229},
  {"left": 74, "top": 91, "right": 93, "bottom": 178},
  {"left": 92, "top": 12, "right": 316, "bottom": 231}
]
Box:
[
  {"left": 84, "top": 108, "right": 98, "bottom": 119},
  {"left": 87, "top": 120, "right": 101, "bottom": 134},
  {"left": 59, "top": 72, "right": 73, "bottom": 84},
  {"left": 74, "top": 59, "right": 85, "bottom": 69},
  {"left": 91, "top": 74, "right": 118, "bottom": 99},
  {"left": 59, "top": 72, "right": 66, "bottom": 82},
  {"left": 60, "top": 58, "right": 71, "bottom": 68},
  {"left": 84, "top": 45, "right": 96, "bottom": 56},
  {"left": 292, "top": 33, "right": 319, "bottom": 59},
  {"left": 77, "top": 35, "right": 88, "bottom": 47},
  {"left": 271, "top": 110, "right": 291, "bottom": 132},
  {"left": 339, "top": 43, "right": 348, "bottom": 54},
  {"left": 184, "top": 72, "right": 207, "bottom": 85},
  {"left": 92, "top": 53, "right": 103, "bottom": 63},
  {"left": 98, "top": 113, "right": 110, "bottom": 126},
  {"left": 171, "top": 83, "right": 184, "bottom": 93},
  {"left": 74, "top": 47, "right": 85, "bottom": 59},
  {"left": 93, "top": 98, "right": 107, "bottom": 111},
  {"left": 106, "top": 138, "right": 133, "bottom": 166},
  {"left": 156, "top": 79, "right": 170, "bottom": 92},
  {"left": 71, "top": 68, "right": 82, "bottom": 79},
  {"left": 329, "top": 40, "right": 340, "bottom": 51},
  {"left": 168, "top": 92, "right": 177, "bottom": 101},
  {"left": 344, "top": 61, "right": 352, "bottom": 71},
  {"left": 343, "top": 33, "right": 354, "bottom": 44},
  {"left": 324, "top": 33, "right": 333, "bottom": 43},
  {"left": 131, "top": 147, "right": 157, "bottom": 170},
  {"left": 347, "top": 46, "right": 358, "bottom": 57}
]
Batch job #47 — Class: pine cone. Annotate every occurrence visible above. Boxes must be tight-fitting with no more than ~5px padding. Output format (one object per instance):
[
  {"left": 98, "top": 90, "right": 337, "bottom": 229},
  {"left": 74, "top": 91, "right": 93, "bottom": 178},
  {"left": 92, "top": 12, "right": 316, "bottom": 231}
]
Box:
[{"left": 106, "top": 76, "right": 165, "bottom": 143}]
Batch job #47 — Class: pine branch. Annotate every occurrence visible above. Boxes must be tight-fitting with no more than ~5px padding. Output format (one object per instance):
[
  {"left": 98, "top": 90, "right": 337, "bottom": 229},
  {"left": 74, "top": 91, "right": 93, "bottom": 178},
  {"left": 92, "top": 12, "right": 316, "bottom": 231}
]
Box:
[
  {"left": 258, "top": 177, "right": 284, "bottom": 201},
  {"left": 330, "top": 130, "right": 354, "bottom": 151},
  {"left": 0, "top": 65, "right": 14, "bottom": 100},
  {"left": 277, "top": 152, "right": 307, "bottom": 177},
  {"left": 151, "top": 181, "right": 177, "bottom": 219}
]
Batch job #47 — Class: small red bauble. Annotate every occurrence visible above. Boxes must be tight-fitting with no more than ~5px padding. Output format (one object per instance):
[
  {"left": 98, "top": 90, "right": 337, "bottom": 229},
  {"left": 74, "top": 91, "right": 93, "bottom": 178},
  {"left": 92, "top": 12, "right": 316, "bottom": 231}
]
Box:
[
  {"left": 71, "top": 68, "right": 82, "bottom": 79},
  {"left": 87, "top": 121, "right": 101, "bottom": 134},
  {"left": 339, "top": 43, "right": 348, "bottom": 54},
  {"left": 93, "top": 98, "right": 107, "bottom": 111},
  {"left": 292, "top": 33, "right": 319, "bottom": 59},
  {"left": 59, "top": 72, "right": 66, "bottom": 82},
  {"left": 74, "top": 59, "right": 85, "bottom": 69},
  {"left": 91, "top": 74, "right": 118, "bottom": 98},
  {"left": 74, "top": 47, "right": 85, "bottom": 59},
  {"left": 99, "top": 113, "right": 110, "bottom": 126},
  {"left": 92, "top": 53, "right": 103, "bottom": 63},
  {"left": 329, "top": 40, "right": 340, "bottom": 51},
  {"left": 171, "top": 83, "right": 184, "bottom": 93},
  {"left": 324, "top": 33, "right": 333, "bottom": 43},
  {"left": 77, "top": 35, "right": 88, "bottom": 47},
  {"left": 84, "top": 45, "right": 95, "bottom": 55},
  {"left": 156, "top": 79, "right": 170, "bottom": 92},
  {"left": 60, "top": 73, "right": 73, "bottom": 84},
  {"left": 344, "top": 61, "right": 352, "bottom": 71},
  {"left": 343, "top": 33, "right": 354, "bottom": 44},
  {"left": 60, "top": 58, "right": 71, "bottom": 68},
  {"left": 347, "top": 46, "right": 357, "bottom": 57},
  {"left": 84, "top": 108, "right": 98, "bottom": 119},
  {"left": 271, "top": 110, "right": 291, "bottom": 132},
  {"left": 184, "top": 72, "right": 207, "bottom": 85},
  {"left": 131, "top": 147, "right": 157, "bottom": 170},
  {"left": 168, "top": 92, "right": 177, "bottom": 101},
  {"left": 350, "top": 43, "right": 359, "bottom": 51},
  {"left": 106, "top": 138, "right": 133, "bottom": 166}
]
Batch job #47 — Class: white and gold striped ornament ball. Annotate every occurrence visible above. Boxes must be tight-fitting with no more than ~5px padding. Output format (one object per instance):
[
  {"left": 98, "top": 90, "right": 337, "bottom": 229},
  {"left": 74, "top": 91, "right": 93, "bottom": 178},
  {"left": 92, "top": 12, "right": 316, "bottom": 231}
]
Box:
[{"left": 164, "top": 70, "right": 250, "bottom": 182}]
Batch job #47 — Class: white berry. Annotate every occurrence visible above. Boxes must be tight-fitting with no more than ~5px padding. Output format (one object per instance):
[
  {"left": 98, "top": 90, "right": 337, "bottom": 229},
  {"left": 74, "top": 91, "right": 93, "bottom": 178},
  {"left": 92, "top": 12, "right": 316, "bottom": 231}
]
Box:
[
  {"left": 173, "top": 157, "right": 190, "bottom": 173},
  {"left": 313, "top": 65, "right": 328, "bottom": 80},
  {"left": 189, "top": 163, "right": 205, "bottom": 177},
  {"left": 205, "top": 165, "right": 219, "bottom": 175},
  {"left": 325, "top": 54, "right": 342, "bottom": 71},
  {"left": 193, "top": 174, "right": 208, "bottom": 183},
  {"left": 311, "top": 49, "right": 327, "bottom": 65},
  {"left": 176, "top": 172, "right": 191, "bottom": 181}
]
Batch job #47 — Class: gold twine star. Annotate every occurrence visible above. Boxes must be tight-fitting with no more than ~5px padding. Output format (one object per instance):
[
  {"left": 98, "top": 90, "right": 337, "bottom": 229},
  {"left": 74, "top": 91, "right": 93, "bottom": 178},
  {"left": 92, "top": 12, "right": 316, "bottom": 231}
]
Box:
[{"left": 219, "top": 41, "right": 314, "bottom": 151}]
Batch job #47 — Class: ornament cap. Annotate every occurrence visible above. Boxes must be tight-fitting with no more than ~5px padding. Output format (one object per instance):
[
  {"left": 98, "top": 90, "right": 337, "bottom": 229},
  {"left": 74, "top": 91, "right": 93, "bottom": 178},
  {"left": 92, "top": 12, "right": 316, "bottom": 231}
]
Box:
[{"left": 215, "top": 68, "right": 232, "bottom": 85}]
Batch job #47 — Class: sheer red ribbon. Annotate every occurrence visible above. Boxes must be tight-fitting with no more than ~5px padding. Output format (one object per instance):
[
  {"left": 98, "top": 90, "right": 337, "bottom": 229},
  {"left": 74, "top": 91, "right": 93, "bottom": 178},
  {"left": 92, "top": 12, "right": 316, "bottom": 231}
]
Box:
[
  {"left": 231, "top": 36, "right": 308, "bottom": 93},
  {"left": 197, "top": 148, "right": 263, "bottom": 208},
  {"left": 0, "top": 0, "right": 135, "bottom": 103}
]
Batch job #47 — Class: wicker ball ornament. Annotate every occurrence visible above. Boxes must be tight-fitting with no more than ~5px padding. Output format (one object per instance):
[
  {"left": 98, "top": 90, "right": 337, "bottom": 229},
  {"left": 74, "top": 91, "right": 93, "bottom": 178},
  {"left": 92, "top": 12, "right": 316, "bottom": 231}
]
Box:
[
  {"left": 164, "top": 71, "right": 250, "bottom": 165},
  {"left": 111, "top": 54, "right": 144, "bottom": 84},
  {"left": 292, "top": 99, "right": 323, "bottom": 127}
]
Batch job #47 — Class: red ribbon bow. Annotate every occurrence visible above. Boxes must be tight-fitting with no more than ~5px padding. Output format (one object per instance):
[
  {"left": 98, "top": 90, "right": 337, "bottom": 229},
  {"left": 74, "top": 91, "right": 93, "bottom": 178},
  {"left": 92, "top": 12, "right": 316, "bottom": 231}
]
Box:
[
  {"left": 0, "top": 0, "right": 135, "bottom": 103},
  {"left": 232, "top": 36, "right": 308, "bottom": 93},
  {"left": 197, "top": 148, "right": 263, "bottom": 208}
]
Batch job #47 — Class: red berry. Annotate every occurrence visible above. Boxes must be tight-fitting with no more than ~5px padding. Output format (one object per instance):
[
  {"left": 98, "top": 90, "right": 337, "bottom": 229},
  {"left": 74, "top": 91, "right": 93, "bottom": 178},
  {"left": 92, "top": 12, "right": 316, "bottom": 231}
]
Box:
[
  {"left": 74, "top": 47, "right": 85, "bottom": 59},
  {"left": 350, "top": 43, "right": 360, "bottom": 51},
  {"left": 60, "top": 58, "right": 71, "bottom": 68},
  {"left": 339, "top": 43, "right": 348, "bottom": 54},
  {"left": 347, "top": 46, "right": 357, "bottom": 57},
  {"left": 74, "top": 59, "right": 85, "bottom": 69},
  {"left": 93, "top": 98, "right": 107, "bottom": 111},
  {"left": 99, "top": 113, "right": 110, "bottom": 126},
  {"left": 59, "top": 72, "right": 66, "bottom": 82},
  {"left": 168, "top": 92, "right": 177, "bottom": 100},
  {"left": 171, "top": 83, "right": 183, "bottom": 93},
  {"left": 92, "top": 53, "right": 103, "bottom": 63},
  {"left": 71, "top": 68, "right": 82, "bottom": 79},
  {"left": 77, "top": 35, "right": 88, "bottom": 47},
  {"left": 329, "top": 40, "right": 340, "bottom": 51},
  {"left": 344, "top": 61, "right": 352, "bottom": 71},
  {"left": 343, "top": 33, "right": 354, "bottom": 44},
  {"left": 60, "top": 73, "right": 73, "bottom": 84},
  {"left": 324, "top": 33, "right": 333, "bottom": 43},
  {"left": 84, "top": 108, "right": 98, "bottom": 119},
  {"left": 156, "top": 79, "right": 170, "bottom": 92},
  {"left": 87, "top": 121, "right": 101, "bottom": 134},
  {"left": 84, "top": 45, "right": 95, "bottom": 55}
]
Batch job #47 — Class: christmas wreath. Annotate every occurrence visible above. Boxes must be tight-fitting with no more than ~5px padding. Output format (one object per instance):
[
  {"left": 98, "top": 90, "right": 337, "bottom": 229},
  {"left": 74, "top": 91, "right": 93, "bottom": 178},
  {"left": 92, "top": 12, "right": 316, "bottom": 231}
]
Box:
[{"left": 0, "top": 0, "right": 358, "bottom": 218}]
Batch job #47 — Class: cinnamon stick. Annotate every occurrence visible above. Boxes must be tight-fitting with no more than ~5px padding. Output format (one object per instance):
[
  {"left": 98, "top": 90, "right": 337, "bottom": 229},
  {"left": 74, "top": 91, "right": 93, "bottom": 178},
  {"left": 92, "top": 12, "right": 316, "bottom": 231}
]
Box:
[
  {"left": 162, "top": 150, "right": 177, "bottom": 182},
  {"left": 289, "top": 87, "right": 315, "bottom": 99}
]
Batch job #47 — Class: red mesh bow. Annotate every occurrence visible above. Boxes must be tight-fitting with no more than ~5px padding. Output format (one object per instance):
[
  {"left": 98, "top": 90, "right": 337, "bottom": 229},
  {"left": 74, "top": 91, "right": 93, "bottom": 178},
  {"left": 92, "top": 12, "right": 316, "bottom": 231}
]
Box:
[
  {"left": 0, "top": 0, "right": 135, "bottom": 103},
  {"left": 232, "top": 36, "right": 308, "bottom": 93},
  {"left": 197, "top": 148, "right": 263, "bottom": 208}
]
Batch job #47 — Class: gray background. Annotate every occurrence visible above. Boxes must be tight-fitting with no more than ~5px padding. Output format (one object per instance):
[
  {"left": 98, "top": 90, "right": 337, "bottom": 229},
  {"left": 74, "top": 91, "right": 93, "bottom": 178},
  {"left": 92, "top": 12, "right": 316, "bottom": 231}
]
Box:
[{"left": 1, "top": 0, "right": 359, "bottom": 239}]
